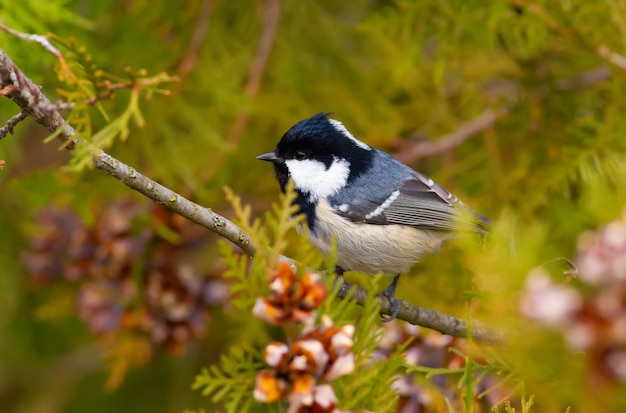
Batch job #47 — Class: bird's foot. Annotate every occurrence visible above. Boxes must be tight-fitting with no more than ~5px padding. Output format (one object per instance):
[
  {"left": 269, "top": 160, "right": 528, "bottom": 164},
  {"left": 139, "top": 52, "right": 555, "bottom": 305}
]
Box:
[
  {"left": 333, "top": 266, "right": 351, "bottom": 296},
  {"left": 379, "top": 274, "right": 401, "bottom": 323}
]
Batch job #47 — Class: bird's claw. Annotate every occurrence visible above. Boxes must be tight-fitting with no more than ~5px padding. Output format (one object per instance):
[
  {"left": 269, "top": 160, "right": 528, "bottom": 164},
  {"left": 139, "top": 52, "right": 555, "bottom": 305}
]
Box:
[
  {"left": 379, "top": 274, "right": 401, "bottom": 323},
  {"left": 380, "top": 293, "right": 399, "bottom": 322},
  {"left": 332, "top": 266, "right": 351, "bottom": 295},
  {"left": 339, "top": 280, "right": 351, "bottom": 296}
]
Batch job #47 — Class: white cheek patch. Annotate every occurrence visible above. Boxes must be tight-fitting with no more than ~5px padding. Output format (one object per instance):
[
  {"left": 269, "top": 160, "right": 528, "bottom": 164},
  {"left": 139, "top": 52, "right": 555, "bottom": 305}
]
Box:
[
  {"left": 285, "top": 157, "right": 350, "bottom": 201},
  {"left": 328, "top": 119, "right": 371, "bottom": 151}
]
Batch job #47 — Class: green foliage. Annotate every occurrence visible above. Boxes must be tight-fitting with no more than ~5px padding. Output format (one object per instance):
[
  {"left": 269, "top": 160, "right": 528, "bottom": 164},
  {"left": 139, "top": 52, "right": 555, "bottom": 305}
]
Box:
[
  {"left": 192, "top": 345, "right": 269, "bottom": 413},
  {"left": 45, "top": 37, "right": 178, "bottom": 170},
  {"left": 408, "top": 345, "right": 514, "bottom": 411},
  {"left": 494, "top": 395, "right": 537, "bottom": 413},
  {"left": 221, "top": 183, "right": 307, "bottom": 311},
  {"left": 2, "top": 1, "right": 626, "bottom": 412},
  {"left": 0, "top": 0, "right": 91, "bottom": 67},
  {"left": 333, "top": 283, "right": 404, "bottom": 412},
  {"left": 196, "top": 189, "right": 405, "bottom": 412}
]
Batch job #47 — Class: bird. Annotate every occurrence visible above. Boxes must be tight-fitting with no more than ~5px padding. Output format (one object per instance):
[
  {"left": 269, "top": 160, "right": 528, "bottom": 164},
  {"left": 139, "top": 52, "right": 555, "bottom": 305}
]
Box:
[{"left": 257, "top": 112, "right": 489, "bottom": 321}]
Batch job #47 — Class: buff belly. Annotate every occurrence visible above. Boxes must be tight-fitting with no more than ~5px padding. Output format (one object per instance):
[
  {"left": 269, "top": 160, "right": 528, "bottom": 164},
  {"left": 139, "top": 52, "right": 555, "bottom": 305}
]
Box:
[{"left": 308, "top": 199, "right": 444, "bottom": 275}]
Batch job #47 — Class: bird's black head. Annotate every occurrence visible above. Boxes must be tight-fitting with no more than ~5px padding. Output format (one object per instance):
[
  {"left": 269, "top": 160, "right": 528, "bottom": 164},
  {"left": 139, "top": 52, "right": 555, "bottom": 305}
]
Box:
[{"left": 257, "top": 113, "right": 374, "bottom": 200}]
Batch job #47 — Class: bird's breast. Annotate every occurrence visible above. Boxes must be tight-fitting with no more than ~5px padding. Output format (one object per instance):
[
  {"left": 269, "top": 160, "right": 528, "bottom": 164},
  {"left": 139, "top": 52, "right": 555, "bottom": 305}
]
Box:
[{"left": 309, "top": 199, "right": 444, "bottom": 275}]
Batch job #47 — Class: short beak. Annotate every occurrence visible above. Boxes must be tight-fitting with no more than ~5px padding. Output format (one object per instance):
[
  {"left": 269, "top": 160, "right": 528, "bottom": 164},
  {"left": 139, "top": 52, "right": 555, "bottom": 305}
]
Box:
[{"left": 257, "top": 152, "right": 284, "bottom": 164}]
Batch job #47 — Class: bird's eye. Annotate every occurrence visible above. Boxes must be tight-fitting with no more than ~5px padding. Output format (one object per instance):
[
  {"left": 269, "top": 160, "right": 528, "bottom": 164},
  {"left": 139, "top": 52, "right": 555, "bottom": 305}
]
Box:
[{"left": 294, "top": 150, "right": 307, "bottom": 160}]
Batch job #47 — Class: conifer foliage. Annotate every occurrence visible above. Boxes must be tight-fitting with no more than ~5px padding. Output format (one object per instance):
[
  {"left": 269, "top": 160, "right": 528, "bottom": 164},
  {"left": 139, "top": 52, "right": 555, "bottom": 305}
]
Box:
[{"left": 1, "top": 1, "right": 626, "bottom": 412}]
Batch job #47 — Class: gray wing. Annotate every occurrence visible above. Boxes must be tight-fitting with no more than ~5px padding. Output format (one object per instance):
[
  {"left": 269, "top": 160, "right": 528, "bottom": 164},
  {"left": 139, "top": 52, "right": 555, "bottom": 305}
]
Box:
[{"left": 335, "top": 171, "right": 489, "bottom": 232}]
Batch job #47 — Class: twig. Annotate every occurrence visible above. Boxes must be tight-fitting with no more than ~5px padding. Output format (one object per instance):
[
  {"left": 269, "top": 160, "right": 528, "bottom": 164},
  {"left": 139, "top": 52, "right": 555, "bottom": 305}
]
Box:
[
  {"left": 177, "top": 0, "right": 215, "bottom": 75},
  {"left": 0, "top": 22, "right": 63, "bottom": 59},
  {"left": 0, "top": 110, "right": 27, "bottom": 139},
  {"left": 513, "top": 1, "right": 626, "bottom": 73},
  {"left": 93, "top": 151, "right": 256, "bottom": 256},
  {"left": 396, "top": 107, "right": 509, "bottom": 164},
  {"left": 0, "top": 45, "right": 498, "bottom": 342},
  {"left": 84, "top": 80, "right": 135, "bottom": 105},
  {"left": 336, "top": 280, "right": 502, "bottom": 342},
  {"left": 557, "top": 66, "right": 610, "bottom": 90},
  {"left": 205, "top": 0, "right": 281, "bottom": 178},
  {"left": 228, "top": 0, "right": 281, "bottom": 137},
  {"left": 0, "top": 48, "right": 254, "bottom": 255},
  {"left": 597, "top": 46, "right": 626, "bottom": 72},
  {"left": 0, "top": 50, "right": 77, "bottom": 149}
]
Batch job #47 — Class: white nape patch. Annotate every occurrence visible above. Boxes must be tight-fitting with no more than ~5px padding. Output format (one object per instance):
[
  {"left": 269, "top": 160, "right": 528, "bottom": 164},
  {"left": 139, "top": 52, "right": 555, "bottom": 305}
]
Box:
[
  {"left": 337, "top": 204, "right": 349, "bottom": 213},
  {"left": 365, "top": 190, "right": 400, "bottom": 219},
  {"left": 285, "top": 157, "right": 350, "bottom": 201},
  {"left": 328, "top": 119, "right": 371, "bottom": 150}
]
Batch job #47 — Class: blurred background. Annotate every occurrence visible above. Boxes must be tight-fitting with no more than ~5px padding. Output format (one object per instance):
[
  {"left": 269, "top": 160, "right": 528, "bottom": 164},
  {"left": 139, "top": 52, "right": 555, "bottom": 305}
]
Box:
[{"left": 1, "top": 0, "right": 626, "bottom": 412}]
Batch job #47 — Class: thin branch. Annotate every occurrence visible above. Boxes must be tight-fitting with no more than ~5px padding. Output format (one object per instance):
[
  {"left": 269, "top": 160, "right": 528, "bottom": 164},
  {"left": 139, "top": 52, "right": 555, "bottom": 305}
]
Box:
[
  {"left": 0, "top": 50, "right": 77, "bottom": 149},
  {"left": 0, "top": 47, "right": 254, "bottom": 255},
  {"left": 395, "top": 5, "right": 616, "bottom": 164},
  {"left": 0, "top": 22, "right": 63, "bottom": 59},
  {"left": 336, "top": 280, "right": 502, "bottom": 342},
  {"left": 513, "top": 1, "right": 626, "bottom": 73},
  {"left": 227, "top": 0, "right": 280, "bottom": 133},
  {"left": 177, "top": 0, "right": 215, "bottom": 75},
  {"left": 0, "top": 46, "right": 498, "bottom": 342},
  {"left": 557, "top": 66, "right": 610, "bottom": 91},
  {"left": 597, "top": 45, "right": 626, "bottom": 72},
  {"left": 205, "top": 0, "right": 281, "bottom": 178},
  {"left": 0, "top": 110, "right": 27, "bottom": 139},
  {"left": 395, "top": 107, "right": 509, "bottom": 164},
  {"left": 93, "top": 151, "right": 256, "bottom": 256},
  {"left": 84, "top": 80, "right": 135, "bottom": 105}
]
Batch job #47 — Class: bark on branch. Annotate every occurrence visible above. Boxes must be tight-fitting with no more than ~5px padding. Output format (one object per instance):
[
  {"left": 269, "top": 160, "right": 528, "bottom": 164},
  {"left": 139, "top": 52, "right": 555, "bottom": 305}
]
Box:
[{"left": 0, "top": 46, "right": 500, "bottom": 343}]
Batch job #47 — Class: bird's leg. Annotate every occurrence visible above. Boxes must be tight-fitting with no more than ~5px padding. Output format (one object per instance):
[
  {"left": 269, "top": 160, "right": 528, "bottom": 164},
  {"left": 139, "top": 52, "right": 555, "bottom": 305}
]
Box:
[
  {"left": 333, "top": 265, "right": 351, "bottom": 295},
  {"left": 380, "top": 274, "right": 401, "bottom": 322}
]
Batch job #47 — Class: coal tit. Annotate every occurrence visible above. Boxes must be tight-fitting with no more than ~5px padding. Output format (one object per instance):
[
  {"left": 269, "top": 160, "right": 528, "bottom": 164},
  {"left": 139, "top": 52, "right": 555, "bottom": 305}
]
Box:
[{"left": 257, "top": 112, "right": 489, "bottom": 321}]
